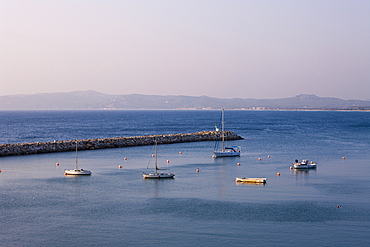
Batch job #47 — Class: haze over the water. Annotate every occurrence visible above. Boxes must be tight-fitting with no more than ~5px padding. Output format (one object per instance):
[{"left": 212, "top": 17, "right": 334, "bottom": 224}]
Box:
[{"left": 1, "top": 0, "right": 369, "bottom": 100}]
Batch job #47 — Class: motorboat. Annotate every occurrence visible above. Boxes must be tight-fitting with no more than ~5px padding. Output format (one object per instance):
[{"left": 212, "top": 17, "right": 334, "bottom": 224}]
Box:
[
  {"left": 213, "top": 109, "right": 241, "bottom": 157},
  {"left": 292, "top": 159, "right": 317, "bottom": 169},
  {"left": 235, "top": 177, "right": 267, "bottom": 183},
  {"left": 143, "top": 141, "right": 175, "bottom": 179},
  {"left": 64, "top": 139, "right": 92, "bottom": 176}
]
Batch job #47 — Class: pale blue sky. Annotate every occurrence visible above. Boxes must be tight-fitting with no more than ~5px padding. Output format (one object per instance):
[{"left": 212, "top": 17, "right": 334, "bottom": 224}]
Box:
[{"left": 1, "top": 0, "right": 369, "bottom": 99}]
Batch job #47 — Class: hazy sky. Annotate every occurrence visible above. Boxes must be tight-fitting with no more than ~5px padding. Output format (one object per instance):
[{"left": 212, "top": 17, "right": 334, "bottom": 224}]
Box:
[{"left": 1, "top": 0, "right": 369, "bottom": 100}]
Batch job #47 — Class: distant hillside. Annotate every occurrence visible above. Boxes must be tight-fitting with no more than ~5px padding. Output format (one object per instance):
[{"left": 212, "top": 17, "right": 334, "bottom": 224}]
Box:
[{"left": 0, "top": 91, "right": 369, "bottom": 110}]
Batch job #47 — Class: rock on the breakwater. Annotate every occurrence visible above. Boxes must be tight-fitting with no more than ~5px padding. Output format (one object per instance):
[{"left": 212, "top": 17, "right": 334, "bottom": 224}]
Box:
[{"left": 0, "top": 131, "right": 243, "bottom": 157}]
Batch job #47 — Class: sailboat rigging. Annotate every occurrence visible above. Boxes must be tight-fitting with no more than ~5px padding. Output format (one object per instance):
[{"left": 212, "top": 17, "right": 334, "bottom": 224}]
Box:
[
  {"left": 64, "top": 139, "right": 92, "bottom": 175},
  {"left": 213, "top": 109, "right": 241, "bottom": 157},
  {"left": 143, "top": 141, "right": 175, "bottom": 179}
]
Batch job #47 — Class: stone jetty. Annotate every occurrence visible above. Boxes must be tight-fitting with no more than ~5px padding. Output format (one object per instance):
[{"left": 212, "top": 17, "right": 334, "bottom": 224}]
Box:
[{"left": 0, "top": 131, "right": 243, "bottom": 157}]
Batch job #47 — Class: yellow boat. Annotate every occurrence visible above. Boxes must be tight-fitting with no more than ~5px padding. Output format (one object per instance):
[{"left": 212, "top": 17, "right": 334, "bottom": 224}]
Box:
[{"left": 235, "top": 177, "right": 267, "bottom": 183}]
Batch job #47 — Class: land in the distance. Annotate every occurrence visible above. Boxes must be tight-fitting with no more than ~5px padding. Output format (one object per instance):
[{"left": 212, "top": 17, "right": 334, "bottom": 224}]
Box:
[{"left": 0, "top": 91, "right": 369, "bottom": 111}]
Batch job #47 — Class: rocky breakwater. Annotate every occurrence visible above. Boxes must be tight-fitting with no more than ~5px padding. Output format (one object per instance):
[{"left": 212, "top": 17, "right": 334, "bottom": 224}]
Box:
[{"left": 0, "top": 131, "right": 243, "bottom": 157}]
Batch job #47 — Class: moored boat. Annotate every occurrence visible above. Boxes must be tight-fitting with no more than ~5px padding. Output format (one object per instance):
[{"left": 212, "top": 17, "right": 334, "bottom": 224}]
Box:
[
  {"left": 143, "top": 141, "right": 175, "bottom": 179},
  {"left": 64, "top": 139, "right": 92, "bottom": 176},
  {"left": 64, "top": 168, "right": 92, "bottom": 175},
  {"left": 235, "top": 177, "right": 267, "bottom": 183},
  {"left": 292, "top": 159, "right": 317, "bottom": 169},
  {"left": 213, "top": 109, "right": 241, "bottom": 157}
]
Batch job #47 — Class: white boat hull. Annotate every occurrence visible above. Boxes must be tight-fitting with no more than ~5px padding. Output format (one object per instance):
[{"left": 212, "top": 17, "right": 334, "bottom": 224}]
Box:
[
  {"left": 143, "top": 172, "right": 175, "bottom": 179},
  {"left": 64, "top": 169, "right": 92, "bottom": 175},
  {"left": 213, "top": 151, "right": 240, "bottom": 157},
  {"left": 235, "top": 177, "right": 267, "bottom": 183}
]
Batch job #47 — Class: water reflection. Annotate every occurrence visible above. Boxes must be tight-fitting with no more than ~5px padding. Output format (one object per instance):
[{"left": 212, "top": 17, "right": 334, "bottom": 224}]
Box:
[{"left": 291, "top": 168, "right": 317, "bottom": 175}]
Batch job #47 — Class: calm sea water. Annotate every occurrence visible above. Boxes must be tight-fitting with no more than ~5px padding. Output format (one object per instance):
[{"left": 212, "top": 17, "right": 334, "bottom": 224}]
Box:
[{"left": 1, "top": 110, "right": 369, "bottom": 246}]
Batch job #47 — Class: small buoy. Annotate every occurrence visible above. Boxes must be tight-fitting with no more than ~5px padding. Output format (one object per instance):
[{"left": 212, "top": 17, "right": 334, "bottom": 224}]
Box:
[
  {"left": 56, "top": 163, "right": 59, "bottom": 166},
  {"left": 196, "top": 169, "right": 200, "bottom": 172},
  {"left": 0, "top": 170, "right": 2, "bottom": 173},
  {"left": 167, "top": 160, "right": 170, "bottom": 163},
  {"left": 152, "top": 154, "right": 155, "bottom": 157},
  {"left": 212, "top": 155, "right": 216, "bottom": 158},
  {"left": 64, "top": 173, "right": 68, "bottom": 175},
  {"left": 237, "top": 163, "right": 241, "bottom": 166},
  {"left": 119, "top": 165, "right": 123, "bottom": 169},
  {"left": 277, "top": 173, "right": 281, "bottom": 176},
  {"left": 258, "top": 158, "right": 262, "bottom": 161},
  {"left": 268, "top": 155, "right": 270, "bottom": 158},
  {"left": 124, "top": 157, "right": 128, "bottom": 160},
  {"left": 342, "top": 157, "right": 346, "bottom": 160},
  {"left": 290, "top": 166, "right": 293, "bottom": 170},
  {"left": 336, "top": 205, "right": 341, "bottom": 208},
  {"left": 179, "top": 151, "right": 182, "bottom": 154}
]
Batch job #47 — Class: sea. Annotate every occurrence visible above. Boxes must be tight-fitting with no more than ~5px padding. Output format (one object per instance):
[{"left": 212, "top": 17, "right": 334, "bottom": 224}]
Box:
[{"left": 0, "top": 110, "right": 369, "bottom": 247}]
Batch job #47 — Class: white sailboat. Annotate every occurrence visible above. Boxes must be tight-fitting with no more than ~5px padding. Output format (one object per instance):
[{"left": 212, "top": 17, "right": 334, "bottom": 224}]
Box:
[
  {"left": 64, "top": 140, "right": 92, "bottom": 175},
  {"left": 143, "top": 141, "right": 175, "bottom": 179},
  {"left": 213, "top": 109, "right": 241, "bottom": 157}
]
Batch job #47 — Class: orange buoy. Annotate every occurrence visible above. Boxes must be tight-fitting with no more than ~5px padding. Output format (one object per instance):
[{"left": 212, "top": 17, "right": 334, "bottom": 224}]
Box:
[
  {"left": 268, "top": 155, "right": 271, "bottom": 158},
  {"left": 0, "top": 170, "right": 2, "bottom": 173},
  {"left": 258, "top": 158, "right": 262, "bottom": 161},
  {"left": 119, "top": 165, "right": 123, "bottom": 169},
  {"left": 152, "top": 154, "right": 155, "bottom": 157},
  {"left": 167, "top": 160, "right": 170, "bottom": 163},
  {"left": 196, "top": 169, "right": 200, "bottom": 172},
  {"left": 336, "top": 205, "right": 342, "bottom": 208},
  {"left": 290, "top": 166, "right": 293, "bottom": 170},
  {"left": 342, "top": 157, "right": 346, "bottom": 159},
  {"left": 237, "top": 163, "right": 241, "bottom": 166},
  {"left": 124, "top": 157, "right": 128, "bottom": 160},
  {"left": 179, "top": 151, "right": 182, "bottom": 154},
  {"left": 277, "top": 173, "right": 281, "bottom": 176},
  {"left": 56, "top": 163, "right": 59, "bottom": 166},
  {"left": 212, "top": 155, "right": 216, "bottom": 158}
]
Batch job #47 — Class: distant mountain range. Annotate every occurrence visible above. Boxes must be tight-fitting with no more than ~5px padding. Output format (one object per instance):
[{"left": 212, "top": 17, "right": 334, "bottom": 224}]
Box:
[{"left": 1, "top": 91, "right": 369, "bottom": 110}]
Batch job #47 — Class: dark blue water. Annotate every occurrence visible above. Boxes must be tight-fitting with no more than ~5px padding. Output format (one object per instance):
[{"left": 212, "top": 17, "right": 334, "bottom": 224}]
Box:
[{"left": 1, "top": 110, "right": 369, "bottom": 246}]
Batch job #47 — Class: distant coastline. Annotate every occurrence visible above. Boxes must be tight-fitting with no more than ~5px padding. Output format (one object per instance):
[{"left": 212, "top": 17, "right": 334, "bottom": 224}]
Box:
[{"left": 1, "top": 91, "right": 369, "bottom": 111}]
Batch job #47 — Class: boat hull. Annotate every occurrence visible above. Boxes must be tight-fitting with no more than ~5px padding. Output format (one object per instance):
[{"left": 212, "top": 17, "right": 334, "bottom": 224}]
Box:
[
  {"left": 293, "top": 164, "right": 317, "bottom": 169},
  {"left": 143, "top": 172, "right": 175, "bottom": 179},
  {"left": 213, "top": 150, "right": 240, "bottom": 157},
  {"left": 235, "top": 177, "right": 267, "bottom": 183},
  {"left": 64, "top": 169, "right": 92, "bottom": 175}
]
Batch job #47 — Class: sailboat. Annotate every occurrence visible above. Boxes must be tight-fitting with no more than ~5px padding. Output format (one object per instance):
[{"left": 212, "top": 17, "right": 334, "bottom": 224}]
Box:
[
  {"left": 64, "top": 139, "right": 92, "bottom": 175},
  {"left": 143, "top": 141, "right": 175, "bottom": 179},
  {"left": 213, "top": 109, "right": 241, "bottom": 157}
]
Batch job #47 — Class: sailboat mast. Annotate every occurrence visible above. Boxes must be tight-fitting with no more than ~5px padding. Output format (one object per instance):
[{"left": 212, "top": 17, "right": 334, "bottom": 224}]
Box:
[
  {"left": 75, "top": 139, "right": 78, "bottom": 169},
  {"left": 154, "top": 141, "right": 158, "bottom": 171},
  {"left": 221, "top": 108, "right": 225, "bottom": 151}
]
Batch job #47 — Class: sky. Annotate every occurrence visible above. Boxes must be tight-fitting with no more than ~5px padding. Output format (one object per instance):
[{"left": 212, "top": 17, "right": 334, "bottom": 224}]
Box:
[{"left": 0, "top": 0, "right": 369, "bottom": 100}]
